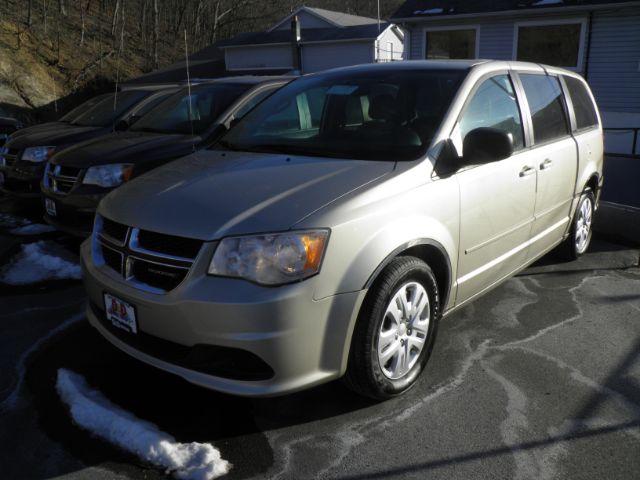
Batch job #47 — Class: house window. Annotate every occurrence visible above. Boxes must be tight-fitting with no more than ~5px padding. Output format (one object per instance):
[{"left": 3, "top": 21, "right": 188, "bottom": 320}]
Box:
[
  {"left": 515, "top": 22, "right": 585, "bottom": 70},
  {"left": 425, "top": 28, "right": 477, "bottom": 60}
]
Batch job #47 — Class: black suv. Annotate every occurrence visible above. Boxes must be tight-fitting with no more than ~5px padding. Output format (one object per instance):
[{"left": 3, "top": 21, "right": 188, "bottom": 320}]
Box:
[{"left": 0, "top": 87, "right": 177, "bottom": 199}]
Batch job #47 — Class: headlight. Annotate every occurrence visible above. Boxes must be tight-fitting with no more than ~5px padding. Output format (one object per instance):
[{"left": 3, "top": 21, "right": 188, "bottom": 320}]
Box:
[
  {"left": 22, "top": 146, "right": 56, "bottom": 162},
  {"left": 83, "top": 164, "right": 134, "bottom": 187},
  {"left": 208, "top": 230, "right": 329, "bottom": 285},
  {"left": 0, "top": 146, "right": 7, "bottom": 165}
]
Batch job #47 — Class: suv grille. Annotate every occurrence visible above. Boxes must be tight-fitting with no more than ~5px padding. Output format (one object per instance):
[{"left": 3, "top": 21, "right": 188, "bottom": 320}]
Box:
[
  {"left": 93, "top": 216, "right": 203, "bottom": 293},
  {"left": 46, "top": 164, "right": 82, "bottom": 195},
  {"left": 3, "top": 148, "right": 20, "bottom": 167}
]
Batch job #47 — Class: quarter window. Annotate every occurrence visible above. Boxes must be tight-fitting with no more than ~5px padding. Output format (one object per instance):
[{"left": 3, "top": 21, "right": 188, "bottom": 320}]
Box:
[
  {"left": 520, "top": 74, "right": 569, "bottom": 144},
  {"left": 516, "top": 23, "right": 583, "bottom": 70},
  {"left": 458, "top": 74, "right": 524, "bottom": 152},
  {"left": 563, "top": 76, "right": 598, "bottom": 130},
  {"left": 425, "top": 29, "right": 476, "bottom": 59}
]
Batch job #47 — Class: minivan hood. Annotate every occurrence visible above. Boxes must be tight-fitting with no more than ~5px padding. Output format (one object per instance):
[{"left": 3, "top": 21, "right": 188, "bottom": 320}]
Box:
[
  {"left": 51, "top": 131, "right": 198, "bottom": 168},
  {"left": 6, "top": 123, "right": 105, "bottom": 150},
  {"left": 100, "top": 150, "right": 395, "bottom": 240}
]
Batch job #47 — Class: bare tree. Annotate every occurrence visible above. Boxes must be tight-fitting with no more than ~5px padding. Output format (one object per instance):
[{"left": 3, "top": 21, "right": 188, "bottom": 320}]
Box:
[{"left": 153, "top": 0, "right": 159, "bottom": 68}]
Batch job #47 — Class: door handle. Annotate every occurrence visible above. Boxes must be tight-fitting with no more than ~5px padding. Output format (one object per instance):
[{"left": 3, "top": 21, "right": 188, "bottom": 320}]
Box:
[
  {"left": 540, "top": 158, "right": 553, "bottom": 170},
  {"left": 519, "top": 165, "right": 535, "bottom": 177}
]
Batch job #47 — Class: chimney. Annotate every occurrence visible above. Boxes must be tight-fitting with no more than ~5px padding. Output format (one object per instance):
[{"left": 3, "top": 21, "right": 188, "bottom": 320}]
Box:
[{"left": 291, "top": 15, "right": 302, "bottom": 74}]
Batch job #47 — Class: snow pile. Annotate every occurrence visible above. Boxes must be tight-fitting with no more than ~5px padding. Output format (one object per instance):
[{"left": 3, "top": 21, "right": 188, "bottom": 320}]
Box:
[
  {"left": 0, "top": 241, "right": 81, "bottom": 285},
  {"left": 10, "top": 223, "right": 57, "bottom": 235},
  {"left": 56, "top": 369, "right": 231, "bottom": 480}
]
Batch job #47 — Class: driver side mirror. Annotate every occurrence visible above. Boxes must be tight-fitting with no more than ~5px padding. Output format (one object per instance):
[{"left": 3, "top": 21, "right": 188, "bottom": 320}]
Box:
[{"left": 462, "top": 128, "right": 514, "bottom": 165}]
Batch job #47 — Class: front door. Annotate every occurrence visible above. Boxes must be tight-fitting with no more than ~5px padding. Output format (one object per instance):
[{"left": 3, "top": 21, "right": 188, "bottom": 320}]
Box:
[{"left": 453, "top": 73, "right": 537, "bottom": 304}]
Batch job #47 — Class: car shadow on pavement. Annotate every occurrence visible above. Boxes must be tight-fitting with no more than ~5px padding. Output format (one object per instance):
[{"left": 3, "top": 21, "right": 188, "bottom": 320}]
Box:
[{"left": 24, "top": 320, "right": 379, "bottom": 479}]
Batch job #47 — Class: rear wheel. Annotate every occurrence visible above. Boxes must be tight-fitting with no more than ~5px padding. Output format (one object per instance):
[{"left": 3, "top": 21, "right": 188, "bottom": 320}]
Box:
[
  {"left": 563, "top": 188, "right": 595, "bottom": 260},
  {"left": 343, "top": 256, "right": 440, "bottom": 400}
]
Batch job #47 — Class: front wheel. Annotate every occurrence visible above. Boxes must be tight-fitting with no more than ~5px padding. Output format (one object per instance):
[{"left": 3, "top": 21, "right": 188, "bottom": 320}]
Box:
[{"left": 343, "top": 256, "right": 441, "bottom": 400}]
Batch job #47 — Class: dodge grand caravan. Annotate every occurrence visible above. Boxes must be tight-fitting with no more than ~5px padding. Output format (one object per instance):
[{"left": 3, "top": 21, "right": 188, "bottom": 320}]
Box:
[
  {"left": 42, "top": 77, "right": 290, "bottom": 237},
  {"left": 82, "top": 60, "right": 603, "bottom": 399}
]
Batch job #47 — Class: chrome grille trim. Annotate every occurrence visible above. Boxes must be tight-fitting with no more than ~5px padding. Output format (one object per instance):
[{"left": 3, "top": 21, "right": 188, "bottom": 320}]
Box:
[
  {"left": 46, "top": 164, "right": 81, "bottom": 195},
  {"left": 92, "top": 216, "right": 202, "bottom": 293}
]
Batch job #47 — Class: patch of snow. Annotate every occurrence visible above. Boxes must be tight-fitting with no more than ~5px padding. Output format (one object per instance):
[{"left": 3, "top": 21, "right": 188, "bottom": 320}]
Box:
[
  {"left": 56, "top": 369, "right": 231, "bottom": 480},
  {"left": 0, "top": 241, "right": 81, "bottom": 285},
  {"left": 10, "top": 223, "right": 57, "bottom": 235},
  {"left": 533, "top": 0, "right": 563, "bottom": 5},
  {"left": 414, "top": 8, "right": 444, "bottom": 14}
]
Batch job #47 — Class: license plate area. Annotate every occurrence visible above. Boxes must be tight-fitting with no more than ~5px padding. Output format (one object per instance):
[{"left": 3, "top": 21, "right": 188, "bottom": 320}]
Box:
[
  {"left": 104, "top": 293, "right": 138, "bottom": 334},
  {"left": 45, "top": 197, "right": 57, "bottom": 217}
]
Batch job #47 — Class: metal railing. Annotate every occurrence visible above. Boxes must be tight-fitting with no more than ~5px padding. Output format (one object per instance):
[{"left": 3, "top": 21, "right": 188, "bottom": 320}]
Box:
[{"left": 604, "top": 127, "right": 639, "bottom": 159}]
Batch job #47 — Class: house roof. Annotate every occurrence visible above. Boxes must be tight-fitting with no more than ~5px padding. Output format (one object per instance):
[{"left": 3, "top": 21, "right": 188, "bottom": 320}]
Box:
[
  {"left": 391, "top": 0, "right": 640, "bottom": 20},
  {"left": 218, "top": 22, "right": 392, "bottom": 48},
  {"left": 268, "top": 6, "right": 379, "bottom": 31}
]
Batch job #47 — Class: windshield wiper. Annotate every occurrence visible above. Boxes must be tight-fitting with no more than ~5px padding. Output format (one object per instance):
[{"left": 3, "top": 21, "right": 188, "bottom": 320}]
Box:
[{"left": 216, "top": 139, "right": 243, "bottom": 151}]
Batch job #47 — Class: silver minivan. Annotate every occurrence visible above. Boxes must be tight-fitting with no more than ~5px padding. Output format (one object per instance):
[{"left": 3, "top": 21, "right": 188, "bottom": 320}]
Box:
[{"left": 81, "top": 60, "right": 603, "bottom": 399}]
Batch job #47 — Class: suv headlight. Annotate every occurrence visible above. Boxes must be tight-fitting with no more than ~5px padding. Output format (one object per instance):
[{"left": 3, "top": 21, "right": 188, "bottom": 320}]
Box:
[
  {"left": 208, "top": 230, "right": 329, "bottom": 285},
  {"left": 22, "top": 146, "right": 56, "bottom": 163},
  {"left": 83, "top": 164, "right": 134, "bottom": 187}
]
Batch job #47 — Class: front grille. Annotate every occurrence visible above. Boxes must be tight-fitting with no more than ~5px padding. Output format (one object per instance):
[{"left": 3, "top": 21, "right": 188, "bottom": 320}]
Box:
[
  {"left": 3, "top": 149, "right": 20, "bottom": 167},
  {"left": 102, "top": 217, "right": 128, "bottom": 244},
  {"left": 136, "top": 230, "right": 203, "bottom": 259},
  {"left": 94, "top": 215, "right": 203, "bottom": 293},
  {"left": 47, "top": 164, "right": 82, "bottom": 195}
]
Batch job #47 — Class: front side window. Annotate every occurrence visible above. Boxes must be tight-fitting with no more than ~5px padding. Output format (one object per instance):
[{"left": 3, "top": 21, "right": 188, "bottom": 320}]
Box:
[
  {"left": 426, "top": 29, "right": 476, "bottom": 59},
  {"left": 520, "top": 74, "right": 569, "bottom": 144},
  {"left": 72, "top": 90, "right": 149, "bottom": 127},
  {"left": 458, "top": 74, "right": 524, "bottom": 152},
  {"left": 131, "top": 83, "right": 249, "bottom": 135},
  {"left": 516, "top": 23, "right": 583, "bottom": 69},
  {"left": 219, "top": 69, "right": 467, "bottom": 161},
  {"left": 563, "top": 76, "right": 598, "bottom": 130}
]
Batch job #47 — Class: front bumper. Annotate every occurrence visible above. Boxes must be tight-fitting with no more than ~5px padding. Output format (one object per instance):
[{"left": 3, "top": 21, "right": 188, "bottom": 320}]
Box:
[
  {"left": 41, "top": 187, "right": 103, "bottom": 237},
  {"left": 0, "top": 164, "right": 42, "bottom": 199},
  {"left": 81, "top": 240, "right": 366, "bottom": 397}
]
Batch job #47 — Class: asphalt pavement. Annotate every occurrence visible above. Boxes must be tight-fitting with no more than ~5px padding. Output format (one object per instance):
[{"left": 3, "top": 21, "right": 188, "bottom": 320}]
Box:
[{"left": 0, "top": 197, "right": 639, "bottom": 480}]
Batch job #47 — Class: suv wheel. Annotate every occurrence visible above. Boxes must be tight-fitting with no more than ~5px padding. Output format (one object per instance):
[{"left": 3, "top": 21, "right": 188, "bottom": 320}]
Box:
[
  {"left": 563, "top": 188, "right": 595, "bottom": 260},
  {"left": 344, "top": 256, "right": 440, "bottom": 400}
]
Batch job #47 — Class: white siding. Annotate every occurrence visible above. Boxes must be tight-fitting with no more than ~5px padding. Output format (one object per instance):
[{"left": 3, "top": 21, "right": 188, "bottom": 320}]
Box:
[
  {"left": 302, "top": 42, "right": 374, "bottom": 73},
  {"left": 376, "top": 26, "right": 405, "bottom": 62},
  {"left": 225, "top": 45, "right": 293, "bottom": 70},
  {"left": 272, "top": 11, "right": 333, "bottom": 30}
]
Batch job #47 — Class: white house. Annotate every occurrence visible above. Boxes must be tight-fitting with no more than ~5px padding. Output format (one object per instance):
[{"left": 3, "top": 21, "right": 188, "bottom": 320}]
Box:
[{"left": 217, "top": 6, "right": 406, "bottom": 74}]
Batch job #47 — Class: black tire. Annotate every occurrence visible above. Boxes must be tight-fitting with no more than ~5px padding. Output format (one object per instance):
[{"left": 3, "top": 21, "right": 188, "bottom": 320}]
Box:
[
  {"left": 562, "top": 188, "right": 595, "bottom": 260},
  {"left": 343, "top": 256, "right": 441, "bottom": 400}
]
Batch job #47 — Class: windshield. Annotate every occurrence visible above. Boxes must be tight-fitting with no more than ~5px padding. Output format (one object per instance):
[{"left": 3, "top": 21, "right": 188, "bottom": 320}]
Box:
[
  {"left": 131, "top": 83, "right": 250, "bottom": 135},
  {"left": 219, "top": 68, "right": 466, "bottom": 161},
  {"left": 72, "top": 90, "right": 149, "bottom": 127},
  {"left": 59, "top": 94, "right": 110, "bottom": 123}
]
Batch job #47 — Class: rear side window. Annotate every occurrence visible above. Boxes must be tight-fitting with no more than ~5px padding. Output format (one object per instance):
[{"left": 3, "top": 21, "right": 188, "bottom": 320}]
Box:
[
  {"left": 519, "top": 74, "right": 569, "bottom": 144},
  {"left": 458, "top": 74, "right": 524, "bottom": 151},
  {"left": 563, "top": 76, "right": 598, "bottom": 130}
]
